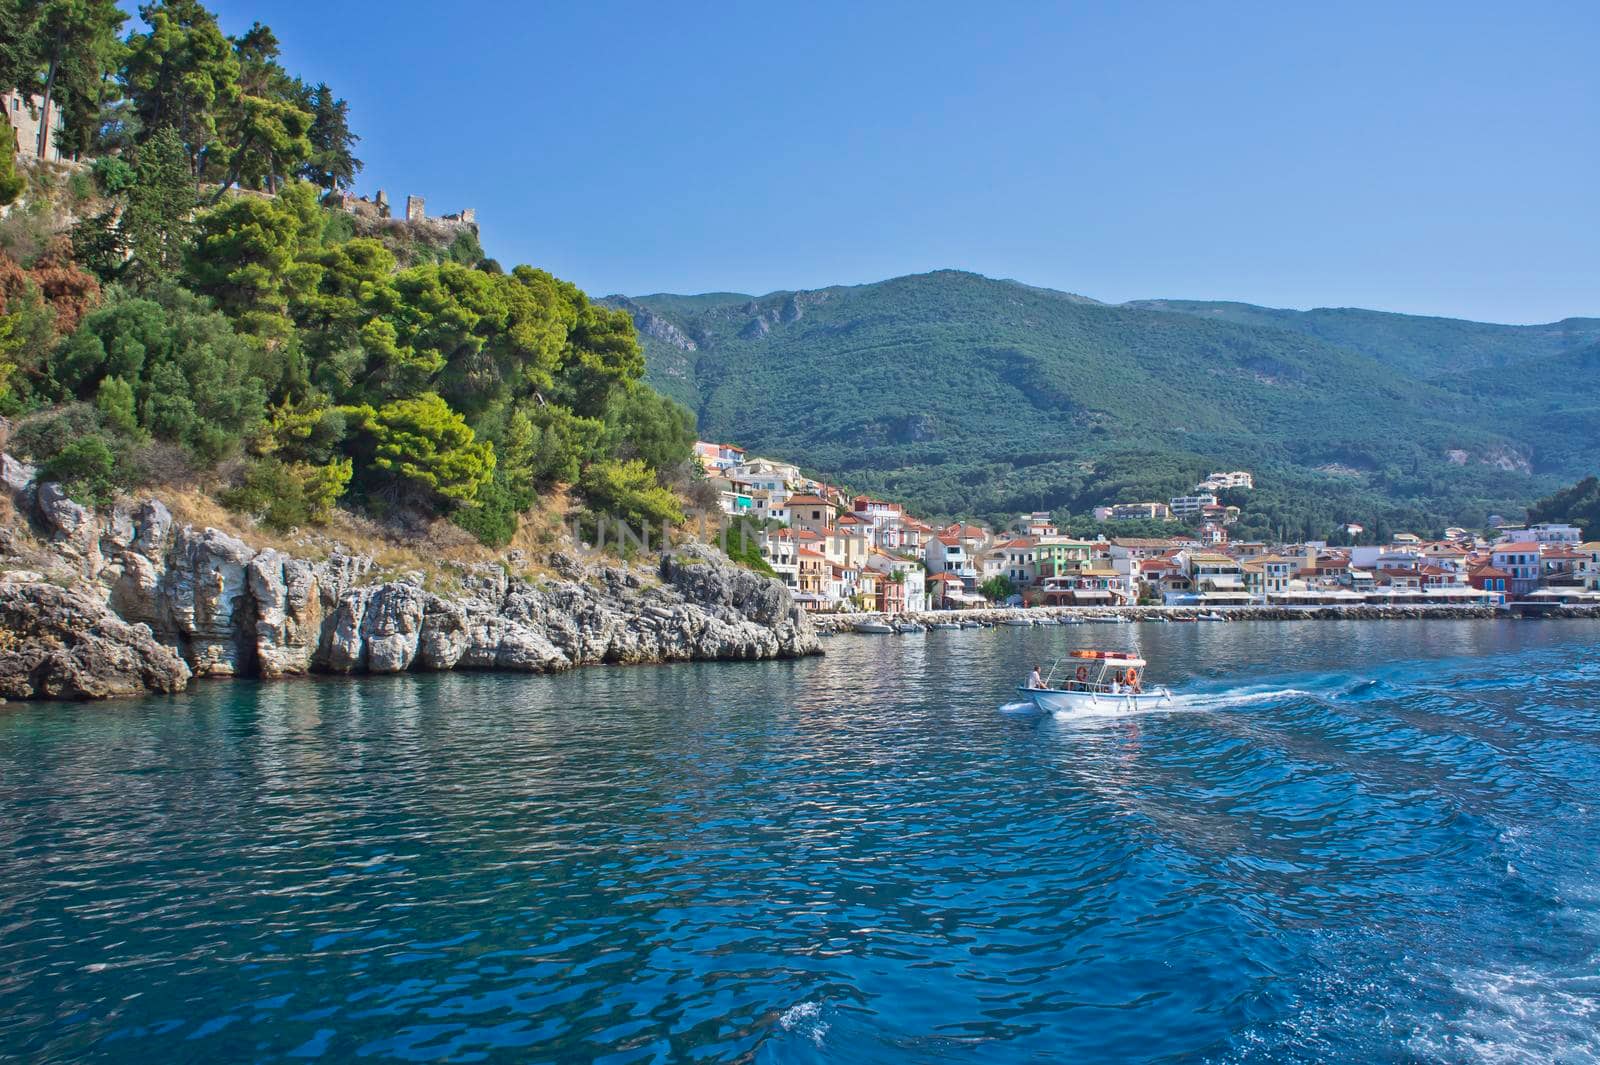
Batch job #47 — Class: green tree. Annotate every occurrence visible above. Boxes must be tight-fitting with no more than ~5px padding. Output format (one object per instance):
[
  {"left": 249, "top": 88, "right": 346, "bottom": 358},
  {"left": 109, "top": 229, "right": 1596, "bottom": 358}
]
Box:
[
  {"left": 208, "top": 22, "right": 312, "bottom": 196},
  {"left": 979, "top": 575, "right": 1017, "bottom": 603},
  {"left": 349, "top": 392, "right": 495, "bottom": 506},
  {"left": 1528, "top": 475, "right": 1600, "bottom": 538},
  {"left": 38, "top": 433, "right": 119, "bottom": 504},
  {"left": 120, "top": 125, "right": 195, "bottom": 284},
  {"left": 185, "top": 180, "right": 323, "bottom": 339},
  {"left": 21, "top": 0, "right": 127, "bottom": 159},
  {"left": 0, "top": 115, "right": 23, "bottom": 206},
  {"left": 604, "top": 380, "right": 694, "bottom": 474},
  {"left": 580, "top": 457, "right": 683, "bottom": 528},
  {"left": 299, "top": 82, "right": 360, "bottom": 192},
  {"left": 93, "top": 373, "right": 138, "bottom": 434},
  {"left": 555, "top": 300, "right": 645, "bottom": 417},
  {"left": 121, "top": 0, "right": 240, "bottom": 172},
  {"left": 53, "top": 290, "right": 267, "bottom": 461},
  {"left": 221, "top": 454, "right": 349, "bottom": 529}
]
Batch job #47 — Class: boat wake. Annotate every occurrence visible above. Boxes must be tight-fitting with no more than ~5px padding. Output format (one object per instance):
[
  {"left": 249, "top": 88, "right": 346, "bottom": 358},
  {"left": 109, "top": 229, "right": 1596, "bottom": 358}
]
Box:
[{"left": 1049, "top": 686, "right": 1316, "bottom": 721}]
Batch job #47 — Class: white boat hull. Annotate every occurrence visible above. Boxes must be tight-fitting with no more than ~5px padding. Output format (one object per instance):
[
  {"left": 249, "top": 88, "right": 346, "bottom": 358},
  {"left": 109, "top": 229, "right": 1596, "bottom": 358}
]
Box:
[{"left": 1019, "top": 686, "right": 1173, "bottom": 714}]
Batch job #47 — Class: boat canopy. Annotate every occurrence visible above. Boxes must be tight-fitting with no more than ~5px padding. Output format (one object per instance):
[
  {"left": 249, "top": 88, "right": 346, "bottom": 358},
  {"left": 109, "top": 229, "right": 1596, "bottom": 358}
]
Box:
[
  {"left": 1068, "top": 642, "right": 1145, "bottom": 658},
  {"left": 1068, "top": 650, "right": 1146, "bottom": 668}
]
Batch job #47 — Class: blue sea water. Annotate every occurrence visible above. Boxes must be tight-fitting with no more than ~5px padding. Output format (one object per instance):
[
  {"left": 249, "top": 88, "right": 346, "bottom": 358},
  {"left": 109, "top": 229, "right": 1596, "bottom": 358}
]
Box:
[{"left": 1, "top": 619, "right": 1598, "bottom": 1063}]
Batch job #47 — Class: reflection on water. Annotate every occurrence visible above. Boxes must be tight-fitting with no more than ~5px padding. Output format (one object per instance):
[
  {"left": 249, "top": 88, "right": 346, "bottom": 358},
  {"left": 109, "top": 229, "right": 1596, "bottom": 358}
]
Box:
[{"left": 0, "top": 620, "right": 1598, "bottom": 1063}]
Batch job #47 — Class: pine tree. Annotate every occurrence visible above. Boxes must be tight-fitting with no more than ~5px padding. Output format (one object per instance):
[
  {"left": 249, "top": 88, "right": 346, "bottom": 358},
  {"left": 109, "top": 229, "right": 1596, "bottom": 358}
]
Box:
[
  {"left": 300, "top": 83, "right": 360, "bottom": 193},
  {"left": 122, "top": 125, "right": 195, "bottom": 284}
]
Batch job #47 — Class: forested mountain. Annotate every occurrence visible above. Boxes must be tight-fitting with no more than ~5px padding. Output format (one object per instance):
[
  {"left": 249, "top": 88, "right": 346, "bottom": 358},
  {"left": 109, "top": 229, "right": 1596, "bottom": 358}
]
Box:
[
  {"left": 1125, "top": 300, "right": 1600, "bottom": 379},
  {"left": 609, "top": 271, "right": 1600, "bottom": 538}
]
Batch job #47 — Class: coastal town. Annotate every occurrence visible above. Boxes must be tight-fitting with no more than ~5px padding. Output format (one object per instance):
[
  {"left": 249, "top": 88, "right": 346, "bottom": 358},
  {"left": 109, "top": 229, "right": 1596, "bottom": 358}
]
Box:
[{"left": 694, "top": 441, "right": 1600, "bottom": 615}]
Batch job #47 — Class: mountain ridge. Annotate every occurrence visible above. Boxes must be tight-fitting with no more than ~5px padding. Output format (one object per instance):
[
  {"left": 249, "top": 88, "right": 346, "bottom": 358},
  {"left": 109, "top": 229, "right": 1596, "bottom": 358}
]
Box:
[{"left": 604, "top": 270, "right": 1600, "bottom": 536}]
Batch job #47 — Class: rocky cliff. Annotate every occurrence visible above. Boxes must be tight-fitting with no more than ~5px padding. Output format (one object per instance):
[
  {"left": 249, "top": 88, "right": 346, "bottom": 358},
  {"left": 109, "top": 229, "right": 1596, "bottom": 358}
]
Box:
[{"left": 0, "top": 457, "right": 820, "bottom": 701}]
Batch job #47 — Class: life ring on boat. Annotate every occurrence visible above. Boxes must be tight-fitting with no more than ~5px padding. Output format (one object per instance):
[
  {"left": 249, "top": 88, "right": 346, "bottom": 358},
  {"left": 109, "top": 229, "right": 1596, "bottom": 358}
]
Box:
[
  {"left": 1075, "top": 666, "right": 1089, "bottom": 683},
  {"left": 1125, "top": 668, "right": 1140, "bottom": 691}
]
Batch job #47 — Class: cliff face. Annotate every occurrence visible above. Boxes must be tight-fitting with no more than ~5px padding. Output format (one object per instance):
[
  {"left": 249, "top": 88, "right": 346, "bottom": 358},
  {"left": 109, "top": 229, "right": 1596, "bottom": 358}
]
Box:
[{"left": 0, "top": 457, "right": 820, "bottom": 701}]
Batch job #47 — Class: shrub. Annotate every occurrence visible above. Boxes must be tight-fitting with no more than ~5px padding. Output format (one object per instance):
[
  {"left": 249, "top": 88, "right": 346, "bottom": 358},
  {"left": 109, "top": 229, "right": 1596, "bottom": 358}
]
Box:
[
  {"left": 722, "top": 517, "right": 776, "bottom": 576},
  {"left": 221, "top": 456, "right": 351, "bottom": 531},
  {"left": 91, "top": 157, "right": 137, "bottom": 195},
  {"left": 451, "top": 473, "right": 522, "bottom": 547},
  {"left": 0, "top": 120, "right": 22, "bottom": 207},
  {"left": 580, "top": 458, "right": 684, "bottom": 529},
  {"left": 10, "top": 404, "right": 104, "bottom": 461},
  {"left": 39, "top": 435, "right": 121, "bottom": 507}
]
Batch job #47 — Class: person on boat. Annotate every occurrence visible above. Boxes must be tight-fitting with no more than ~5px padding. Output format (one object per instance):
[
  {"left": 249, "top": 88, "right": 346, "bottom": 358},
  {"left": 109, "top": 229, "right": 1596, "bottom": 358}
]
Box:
[
  {"left": 1126, "top": 667, "right": 1143, "bottom": 694},
  {"left": 1027, "top": 664, "right": 1044, "bottom": 689}
]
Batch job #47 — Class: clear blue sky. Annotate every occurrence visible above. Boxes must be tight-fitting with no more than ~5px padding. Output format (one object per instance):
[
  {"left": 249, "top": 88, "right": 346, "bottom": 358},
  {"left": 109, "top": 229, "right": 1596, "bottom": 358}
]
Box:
[{"left": 195, "top": 1, "right": 1597, "bottom": 323}]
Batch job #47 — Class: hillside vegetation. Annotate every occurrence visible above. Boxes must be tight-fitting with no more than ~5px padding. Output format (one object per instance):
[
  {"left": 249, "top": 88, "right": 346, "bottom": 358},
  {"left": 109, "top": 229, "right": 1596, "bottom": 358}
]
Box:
[
  {"left": 1, "top": 0, "right": 696, "bottom": 550},
  {"left": 612, "top": 271, "right": 1600, "bottom": 538}
]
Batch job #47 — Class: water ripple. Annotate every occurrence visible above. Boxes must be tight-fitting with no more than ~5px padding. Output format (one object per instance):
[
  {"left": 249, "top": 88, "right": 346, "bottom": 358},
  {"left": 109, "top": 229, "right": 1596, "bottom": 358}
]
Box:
[{"left": 0, "top": 620, "right": 1597, "bottom": 1062}]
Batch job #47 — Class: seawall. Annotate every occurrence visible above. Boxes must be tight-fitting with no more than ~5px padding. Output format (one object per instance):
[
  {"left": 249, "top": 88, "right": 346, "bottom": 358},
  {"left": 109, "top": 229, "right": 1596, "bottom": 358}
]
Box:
[{"left": 811, "top": 602, "right": 1597, "bottom": 634}]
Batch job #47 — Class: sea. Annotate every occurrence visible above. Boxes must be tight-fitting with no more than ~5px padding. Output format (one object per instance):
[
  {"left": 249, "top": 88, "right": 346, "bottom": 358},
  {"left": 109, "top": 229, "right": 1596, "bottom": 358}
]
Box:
[{"left": 1, "top": 619, "right": 1597, "bottom": 1063}]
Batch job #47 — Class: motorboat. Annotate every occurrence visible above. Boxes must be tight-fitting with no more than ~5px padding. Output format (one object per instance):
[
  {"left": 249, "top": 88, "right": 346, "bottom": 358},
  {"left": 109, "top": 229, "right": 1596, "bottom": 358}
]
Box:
[
  {"left": 855, "top": 619, "right": 895, "bottom": 634},
  {"left": 930, "top": 621, "right": 962, "bottom": 630},
  {"left": 1001, "top": 616, "right": 1034, "bottom": 627},
  {"left": 1195, "top": 612, "right": 1226, "bottom": 622},
  {"left": 1084, "top": 615, "right": 1120, "bottom": 624},
  {"left": 894, "top": 622, "right": 925, "bottom": 634},
  {"left": 1018, "top": 650, "right": 1173, "bottom": 713}
]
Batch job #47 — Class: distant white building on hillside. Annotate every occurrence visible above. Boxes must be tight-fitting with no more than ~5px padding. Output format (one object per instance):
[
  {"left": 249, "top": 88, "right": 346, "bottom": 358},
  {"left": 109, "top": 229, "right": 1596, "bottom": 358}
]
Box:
[
  {"left": 1494, "top": 522, "right": 1582, "bottom": 546},
  {"left": 1195, "top": 471, "right": 1254, "bottom": 492},
  {"left": 1169, "top": 493, "right": 1219, "bottom": 518}
]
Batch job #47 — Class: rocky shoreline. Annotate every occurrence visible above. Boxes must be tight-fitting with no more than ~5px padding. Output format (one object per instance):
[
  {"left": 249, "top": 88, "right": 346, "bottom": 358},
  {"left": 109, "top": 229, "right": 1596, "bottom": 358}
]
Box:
[
  {"left": 0, "top": 457, "right": 820, "bottom": 701},
  {"left": 812, "top": 602, "right": 1600, "bottom": 633}
]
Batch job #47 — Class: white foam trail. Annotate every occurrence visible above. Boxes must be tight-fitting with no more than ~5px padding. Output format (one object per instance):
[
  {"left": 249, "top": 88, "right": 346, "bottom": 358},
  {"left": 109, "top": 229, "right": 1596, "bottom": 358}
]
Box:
[
  {"left": 778, "top": 1000, "right": 829, "bottom": 1047},
  {"left": 1406, "top": 965, "right": 1600, "bottom": 1064},
  {"left": 997, "top": 700, "right": 1039, "bottom": 715},
  {"left": 1052, "top": 687, "right": 1314, "bottom": 721}
]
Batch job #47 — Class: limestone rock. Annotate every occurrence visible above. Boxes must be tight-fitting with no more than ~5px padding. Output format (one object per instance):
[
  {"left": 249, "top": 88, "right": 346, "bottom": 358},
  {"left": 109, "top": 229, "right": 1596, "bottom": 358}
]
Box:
[
  {"left": 318, "top": 588, "right": 370, "bottom": 673},
  {"left": 0, "top": 580, "right": 190, "bottom": 699},
  {"left": 2, "top": 453, "right": 37, "bottom": 494},
  {"left": 360, "top": 583, "right": 427, "bottom": 673},
  {"left": 163, "top": 527, "right": 258, "bottom": 676},
  {"left": 249, "top": 550, "right": 323, "bottom": 678},
  {"left": 416, "top": 597, "right": 470, "bottom": 670},
  {"left": 35, "top": 482, "right": 94, "bottom": 541}
]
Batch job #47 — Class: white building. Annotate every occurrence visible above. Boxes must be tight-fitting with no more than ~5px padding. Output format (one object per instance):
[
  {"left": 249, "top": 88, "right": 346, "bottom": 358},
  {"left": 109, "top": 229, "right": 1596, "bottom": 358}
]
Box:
[
  {"left": 1494, "top": 522, "right": 1583, "bottom": 546},
  {"left": 867, "top": 552, "right": 928, "bottom": 612},
  {"left": 1195, "top": 471, "right": 1254, "bottom": 492},
  {"left": 925, "top": 535, "right": 976, "bottom": 583},
  {"left": 1169, "top": 493, "right": 1220, "bottom": 517},
  {"left": 759, "top": 530, "right": 799, "bottom": 588},
  {"left": 728, "top": 459, "right": 800, "bottom": 492}
]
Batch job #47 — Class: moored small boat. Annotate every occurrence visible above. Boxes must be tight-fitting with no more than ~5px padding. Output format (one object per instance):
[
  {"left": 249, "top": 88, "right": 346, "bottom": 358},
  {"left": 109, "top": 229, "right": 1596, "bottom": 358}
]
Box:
[
  {"left": 930, "top": 621, "right": 962, "bottom": 630},
  {"left": 1001, "top": 617, "right": 1034, "bottom": 627},
  {"left": 856, "top": 619, "right": 895, "bottom": 634}
]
